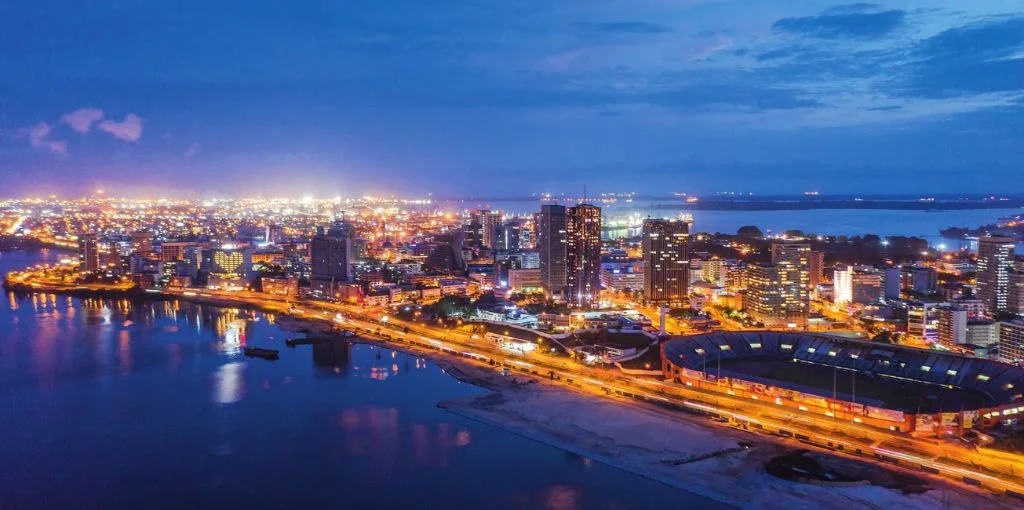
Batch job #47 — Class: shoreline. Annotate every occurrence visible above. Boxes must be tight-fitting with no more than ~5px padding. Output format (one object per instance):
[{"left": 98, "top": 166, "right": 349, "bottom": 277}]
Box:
[{"left": 5, "top": 280, "right": 1021, "bottom": 509}]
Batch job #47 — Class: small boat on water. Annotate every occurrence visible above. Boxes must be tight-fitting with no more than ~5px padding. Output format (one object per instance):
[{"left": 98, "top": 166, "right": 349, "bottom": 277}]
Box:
[{"left": 243, "top": 346, "right": 280, "bottom": 360}]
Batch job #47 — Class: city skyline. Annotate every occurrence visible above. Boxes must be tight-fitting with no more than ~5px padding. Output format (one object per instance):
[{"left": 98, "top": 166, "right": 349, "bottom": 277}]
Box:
[{"left": 2, "top": 1, "right": 1023, "bottom": 197}]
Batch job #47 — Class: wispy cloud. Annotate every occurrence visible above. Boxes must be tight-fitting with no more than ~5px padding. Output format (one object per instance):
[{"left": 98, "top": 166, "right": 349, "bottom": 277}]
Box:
[
  {"left": 772, "top": 9, "right": 906, "bottom": 39},
  {"left": 98, "top": 114, "right": 144, "bottom": 142},
  {"left": 59, "top": 108, "right": 105, "bottom": 133},
  {"left": 26, "top": 122, "right": 68, "bottom": 154}
]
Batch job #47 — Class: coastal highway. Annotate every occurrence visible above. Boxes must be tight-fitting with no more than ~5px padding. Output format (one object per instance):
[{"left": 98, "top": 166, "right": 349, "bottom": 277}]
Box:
[{"left": 9, "top": 274, "right": 1024, "bottom": 498}]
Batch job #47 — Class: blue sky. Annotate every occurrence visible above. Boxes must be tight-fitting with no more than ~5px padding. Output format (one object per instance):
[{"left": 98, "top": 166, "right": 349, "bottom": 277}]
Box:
[{"left": 1, "top": 1, "right": 1022, "bottom": 197}]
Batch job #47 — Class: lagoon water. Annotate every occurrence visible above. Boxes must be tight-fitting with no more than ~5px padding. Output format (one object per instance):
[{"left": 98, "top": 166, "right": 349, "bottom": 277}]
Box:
[{"left": 0, "top": 250, "right": 725, "bottom": 510}]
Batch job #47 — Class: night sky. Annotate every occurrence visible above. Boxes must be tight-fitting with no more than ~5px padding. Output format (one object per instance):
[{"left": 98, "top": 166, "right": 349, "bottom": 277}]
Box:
[{"left": 1, "top": 1, "right": 1022, "bottom": 197}]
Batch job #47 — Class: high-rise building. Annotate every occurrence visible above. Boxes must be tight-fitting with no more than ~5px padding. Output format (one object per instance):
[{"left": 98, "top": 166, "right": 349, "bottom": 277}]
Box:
[
  {"left": 469, "top": 209, "right": 502, "bottom": 249},
  {"left": 538, "top": 205, "right": 568, "bottom": 300},
  {"left": 808, "top": 250, "right": 825, "bottom": 287},
  {"left": 78, "top": 233, "right": 99, "bottom": 272},
  {"left": 901, "top": 265, "right": 937, "bottom": 295},
  {"left": 311, "top": 230, "right": 352, "bottom": 282},
  {"left": 699, "top": 258, "right": 727, "bottom": 287},
  {"left": 745, "top": 264, "right": 790, "bottom": 327},
  {"left": 566, "top": 204, "right": 602, "bottom": 306},
  {"left": 499, "top": 219, "right": 525, "bottom": 252},
  {"left": 977, "top": 236, "right": 1016, "bottom": 313},
  {"left": 201, "top": 245, "right": 252, "bottom": 280},
  {"left": 1009, "top": 271, "right": 1024, "bottom": 314},
  {"left": 907, "top": 301, "right": 939, "bottom": 342},
  {"left": 641, "top": 219, "right": 690, "bottom": 304},
  {"left": 770, "top": 241, "right": 810, "bottom": 325},
  {"left": 937, "top": 306, "right": 968, "bottom": 349},
  {"left": 833, "top": 266, "right": 884, "bottom": 305},
  {"left": 130, "top": 230, "right": 153, "bottom": 253},
  {"left": 882, "top": 266, "right": 902, "bottom": 301},
  {"left": 998, "top": 319, "right": 1024, "bottom": 364}
]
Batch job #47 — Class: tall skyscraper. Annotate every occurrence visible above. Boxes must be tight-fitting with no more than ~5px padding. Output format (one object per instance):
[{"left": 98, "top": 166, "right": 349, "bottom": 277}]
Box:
[
  {"left": 499, "top": 219, "right": 525, "bottom": 252},
  {"left": 745, "top": 264, "right": 789, "bottom": 327},
  {"left": 937, "top": 306, "right": 968, "bottom": 349},
  {"left": 566, "top": 204, "right": 602, "bottom": 306},
  {"left": 78, "top": 233, "right": 99, "bottom": 272},
  {"left": 977, "top": 236, "right": 1015, "bottom": 313},
  {"left": 469, "top": 209, "right": 502, "bottom": 249},
  {"left": 770, "top": 241, "right": 811, "bottom": 325},
  {"left": 311, "top": 227, "right": 352, "bottom": 282},
  {"left": 641, "top": 219, "right": 690, "bottom": 304},
  {"left": 538, "top": 205, "right": 568, "bottom": 300},
  {"left": 808, "top": 250, "right": 825, "bottom": 287}
]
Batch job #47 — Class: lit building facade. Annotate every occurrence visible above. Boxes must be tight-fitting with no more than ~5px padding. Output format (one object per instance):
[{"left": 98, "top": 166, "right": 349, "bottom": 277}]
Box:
[
  {"left": 745, "top": 264, "right": 791, "bottom": 327},
  {"left": 566, "top": 204, "right": 602, "bottom": 306},
  {"left": 834, "top": 266, "right": 884, "bottom": 305},
  {"left": 937, "top": 306, "right": 968, "bottom": 349},
  {"left": 998, "top": 320, "right": 1024, "bottom": 364},
  {"left": 977, "top": 237, "right": 1015, "bottom": 313},
  {"left": 78, "top": 233, "right": 99, "bottom": 272},
  {"left": 770, "top": 241, "right": 810, "bottom": 325},
  {"left": 641, "top": 219, "right": 690, "bottom": 304}
]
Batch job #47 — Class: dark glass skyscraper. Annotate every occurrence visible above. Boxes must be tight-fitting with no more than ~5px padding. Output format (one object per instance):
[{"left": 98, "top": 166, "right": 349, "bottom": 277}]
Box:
[
  {"left": 538, "top": 205, "right": 568, "bottom": 300},
  {"left": 641, "top": 219, "right": 690, "bottom": 304},
  {"left": 566, "top": 203, "right": 602, "bottom": 306}
]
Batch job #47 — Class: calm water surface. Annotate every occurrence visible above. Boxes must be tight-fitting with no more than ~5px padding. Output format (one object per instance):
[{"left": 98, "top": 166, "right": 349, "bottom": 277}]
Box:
[{"left": 0, "top": 250, "right": 723, "bottom": 510}]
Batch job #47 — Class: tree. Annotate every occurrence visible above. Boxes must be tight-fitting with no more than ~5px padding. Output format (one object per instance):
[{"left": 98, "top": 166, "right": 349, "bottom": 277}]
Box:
[
  {"left": 436, "top": 295, "right": 472, "bottom": 317},
  {"left": 872, "top": 330, "right": 894, "bottom": 344},
  {"left": 737, "top": 225, "right": 763, "bottom": 239}
]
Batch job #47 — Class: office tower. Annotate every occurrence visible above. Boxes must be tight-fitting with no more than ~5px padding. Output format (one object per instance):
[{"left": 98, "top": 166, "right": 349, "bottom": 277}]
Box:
[
  {"left": 566, "top": 203, "right": 602, "bottom": 306},
  {"left": 834, "top": 266, "right": 883, "bottom": 305},
  {"left": 745, "top": 264, "right": 789, "bottom": 327},
  {"left": 425, "top": 233, "right": 465, "bottom": 272},
  {"left": 700, "top": 258, "right": 726, "bottom": 287},
  {"left": 770, "top": 241, "right": 810, "bottom": 324},
  {"left": 311, "top": 228, "right": 353, "bottom": 282},
  {"left": 499, "top": 219, "right": 525, "bottom": 252},
  {"left": 469, "top": 209, "right": 502, "bottom": 249},
  {"left": 538, "top": 204, "right": 568, "bottom": 300},
  {"left": 937, "top": 306, "right": 968, "bottom": 349},
  {"left": 130, "top": 230, "right": 153, "bottom": 253},
  {"left": 201, "top": 245, "right": 253, "bottom": 280},
  {"left": 78, "top": 233, "right": 99, "bottom": 272},
  {"left": 902, "top": 265, "right": 938, "bottom": 294},
  {"left": 808, "top": 250, "right": 825, "bottom": 288},
  {"left": 1009, "top": 271, "right": 1024, "bottom": 314},
  {"left": 883, "top": 266, "right": 902, "bottom": 301},
  {"left": 976, "top": 236, "right": 1016, "bottom": 313},
  {"left": 641, "top": 219, "right": 690, "bottom": 304},
  {"left": 907, "top": 301, "right": 939, "bottom": 342}
]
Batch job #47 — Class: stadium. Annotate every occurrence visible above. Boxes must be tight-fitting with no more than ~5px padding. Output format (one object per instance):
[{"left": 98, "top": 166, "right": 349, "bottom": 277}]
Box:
[{"left": 661, "top": 332, "right": 1024, "bottom": 433}]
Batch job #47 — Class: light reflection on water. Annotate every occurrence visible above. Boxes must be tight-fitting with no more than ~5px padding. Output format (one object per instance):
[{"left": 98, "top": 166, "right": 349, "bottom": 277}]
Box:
[{"left": 0, "top": 250, "right": 723, "bottom": 510}]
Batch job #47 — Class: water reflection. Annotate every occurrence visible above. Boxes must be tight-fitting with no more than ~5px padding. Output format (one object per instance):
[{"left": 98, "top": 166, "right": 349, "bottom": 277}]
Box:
[
  {"left": 312, "top": 339, "right": 350, "bottom": 369},
  {"left": 0, "top": 251, "right": 714, "bottom": 510},
  {"left": 214, "top": 362, "right": 245, "bottom": 404}
]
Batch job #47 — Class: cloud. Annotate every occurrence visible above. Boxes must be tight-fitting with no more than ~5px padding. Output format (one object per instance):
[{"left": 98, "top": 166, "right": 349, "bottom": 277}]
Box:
[
  {"left": 576, "top": 21, "right": 673, "bottom": 35},
  {"left": 59, "top": 108, "right": 105, "bottom": 133},
  {"left": 98, "top": 113, "right": 144, "bottom": 142},
  {"left": 26, "top": 122, "right": 68, "bottom": 154},
  {"left": 185, "top": 142, "right": 201, "bottom": 157},
  {"left": 772, "top": 9, "right": 905, "bottom": 39},
  {"left": 902, "top": 17, "right": 1024, "bottom": 98}
]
